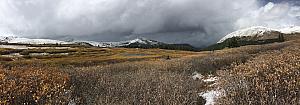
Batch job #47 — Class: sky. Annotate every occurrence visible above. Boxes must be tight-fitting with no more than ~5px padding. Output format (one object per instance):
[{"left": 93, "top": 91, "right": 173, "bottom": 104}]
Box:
[{"left": 0, "top": 0, "right": 300, "bottom": 47}]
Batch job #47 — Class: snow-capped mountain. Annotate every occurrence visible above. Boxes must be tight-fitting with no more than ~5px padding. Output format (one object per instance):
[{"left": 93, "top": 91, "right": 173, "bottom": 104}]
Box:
[
  {"left": 203, "top": 26, "right": 300, "bottom": 51},
  {"left": 0, "top": 36, "right": 197, "bottom": 51},
  {"left": 74, "top": 38, "right": 197, "bottom": 51},
  {"left": 218, "top": 26, "right": 278, "bottom": 43},
  {"left": 218, "top": 26, "right": 300, "bottom": 43},
  {"left": 0, "top": 36, "right": 168, "bottom": 47},
  {"left": 0, "top": 36, "right": 71, "bottom": 44},
  {"left": 78, "top": 38, "right": 163, "bottom": 47}
]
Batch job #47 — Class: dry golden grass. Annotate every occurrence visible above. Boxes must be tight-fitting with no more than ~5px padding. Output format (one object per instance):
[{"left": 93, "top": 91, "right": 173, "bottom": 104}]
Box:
[
  {"left": 0, "top": 47, "right": 199, "bottom": 68},
  {"left": 60, "top": 42, "right": 290, "bottom": 104},
  {"left": 0, "top": 66, "right": 72, "bottom": 104},
  {"left": 64, "top": 59, "right": 207, "bottom": 104}
]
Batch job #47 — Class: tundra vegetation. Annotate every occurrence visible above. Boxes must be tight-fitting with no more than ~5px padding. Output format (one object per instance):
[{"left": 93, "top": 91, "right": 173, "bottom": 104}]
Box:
[{"left": 0, "top": 35, "right": 299, "bottom": 104}]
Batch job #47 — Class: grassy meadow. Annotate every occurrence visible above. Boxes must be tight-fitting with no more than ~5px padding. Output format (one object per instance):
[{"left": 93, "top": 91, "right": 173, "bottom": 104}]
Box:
[{"left": 0, "top": 37, "right": 300, "bottom": 104}]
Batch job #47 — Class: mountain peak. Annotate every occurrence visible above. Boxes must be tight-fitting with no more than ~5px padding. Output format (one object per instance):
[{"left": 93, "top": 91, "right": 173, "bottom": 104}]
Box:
[
  {"left": 129, "top": 38, "right": 148, "bottom": 44},
  {"left": 128, "top": 37, "right": 160, "bottom": 45}
]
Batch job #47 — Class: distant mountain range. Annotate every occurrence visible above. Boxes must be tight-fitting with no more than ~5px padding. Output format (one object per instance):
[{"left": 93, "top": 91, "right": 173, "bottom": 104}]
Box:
[
  {"left": 1, "top": 26, "right": 299, "bottom": 51},
  {"left": 75, "top": 38, "right": 197, "bottom": 51},
  {"left": 75, "top": 38, "right": 162, "bottom": 47},
  {"left": 0, "top": 36, "right": 198, "bottom": 51}
]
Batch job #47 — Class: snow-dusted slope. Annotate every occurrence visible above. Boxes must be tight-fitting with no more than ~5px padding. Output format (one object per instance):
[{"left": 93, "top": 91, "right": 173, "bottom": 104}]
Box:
[
  {"left": 0, "top": 36, "right": 71, "bottom": 44},
  {"left": 218, "top": 26, "right": 300, "bottom": 43},
  {"left": 218, "top": 26, "right": 277, "bottom": 43},
  {"left": 0, "top": 36, "right": 162, "bottom": 47},
  {"left": 280, "top": 26, "right": 300, "bottom": 34},
  {"left": 79, "top": 38, "right": 162, "bottom": 47}
]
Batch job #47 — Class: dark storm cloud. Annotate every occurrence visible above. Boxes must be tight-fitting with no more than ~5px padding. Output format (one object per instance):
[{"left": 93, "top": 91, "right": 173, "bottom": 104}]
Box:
[{"left": 0, "top": 0, "right": 299, "bottom": 47}]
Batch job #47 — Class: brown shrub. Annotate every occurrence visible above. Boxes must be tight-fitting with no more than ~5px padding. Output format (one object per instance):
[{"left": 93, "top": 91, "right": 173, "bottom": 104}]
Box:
[
  {"left": 0, "top": 66, "right": 73, "bottom": 104},
  {"left": 187, "top": 53, "right": 251, "bottom": 74},
  {"left": 64, "top": 60, "right": 206, "bottom": 105},
  {"left": 0, "top": 57, "right": 14, "bottom": 61},
  {"left": 217, "top": 46, "right": 300, "bottom": 105}
]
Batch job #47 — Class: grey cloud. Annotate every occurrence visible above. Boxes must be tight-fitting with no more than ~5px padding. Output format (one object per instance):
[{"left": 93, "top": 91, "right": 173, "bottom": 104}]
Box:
[
  {"left": 0, "top": 0, "right": 299, "bottom": 47},
  {"left": 235, "top": 2, "right": 300, "bottom": 29}
]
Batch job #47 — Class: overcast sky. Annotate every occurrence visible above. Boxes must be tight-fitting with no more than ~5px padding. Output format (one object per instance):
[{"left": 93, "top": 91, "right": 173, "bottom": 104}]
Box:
[{"left": 0, "top": 0, "right": 300, "bottom": 47}]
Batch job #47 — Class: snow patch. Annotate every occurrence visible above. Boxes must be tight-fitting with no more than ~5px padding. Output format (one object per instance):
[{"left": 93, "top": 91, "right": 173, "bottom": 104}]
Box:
[
  {"left": 192, "top": 72, "right": 221, "bottom": 105},
  {"left": 280, "top": 26, "right": 300, "bottom": 34},
  {"left": 192, "top": 72, "right": 219, "bottom": 83},
  {"left": 0, "top": 45, "right": 29, "bottom": 49},
  {"left": 199, "top": 90, "right": 223, "bottom": 105},
  {"left": 203, "top": 77, "right": 219, "bottom": 83},
  {"left": 192, "top": 72, "right": 204, "bottom": 80},
  {"left": 1, "top": 53, "right": 23, "bottom": 57}
]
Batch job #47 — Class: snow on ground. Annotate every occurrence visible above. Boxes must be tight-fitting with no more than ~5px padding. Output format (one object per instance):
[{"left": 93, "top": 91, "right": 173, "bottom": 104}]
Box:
[
  {"left": 29, "top": 53, "right": 50, "bottom": 56},
  {"left": 1, "top": 53, "right": 23, "bottom": 57},
  {"left": 192, "top": 72, "right": 222, "bottom": 105},
  {"left": 280, "top": 26, "right": 300, "bottom": 34},
  {"left": 0, "top": 45, "right": 29, "bottom": 49},
  {"left": 192, "top": 72, "right": 204, "bottom": 80},
  {"left": 203, "top": 77, "right": 219, "bottom": 82},
  {"left": 192, "top": 72, "right": 219, "bottom": 83},
  {"left": 199, "top": 90, "right": 223, "bottom": 105},
  {"left": 0, "top": 36, "right": 72, "bottom": 45},
  {"left": 28, "top": 47, "right": 72, "bottom": 49},
  {"left": 9, "top": 38, "right": 69, "bottom": 44},
  {"left": 0, "top": 45, "right": 72, "bottom": 50}
]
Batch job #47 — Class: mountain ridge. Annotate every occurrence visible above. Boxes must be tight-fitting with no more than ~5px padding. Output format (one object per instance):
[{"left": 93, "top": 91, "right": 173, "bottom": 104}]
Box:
[{"left": 0, "top": 36, "right": 198, "bottom": 51}]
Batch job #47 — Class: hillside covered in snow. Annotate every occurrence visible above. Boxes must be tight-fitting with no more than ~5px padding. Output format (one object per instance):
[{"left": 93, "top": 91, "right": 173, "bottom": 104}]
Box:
[
  {"left": 78, "top": 38, "right": 163, "bottom": 48},
  {"left": 0, "top": 36, "right": 197, "bottom": 51},
  {"left": 0, "top": 36, "right": 71, "bottom": 45},
  {"left": 218, "top": 26, "right": 300, "bottom": 43},
  {"left": 0, "top": 36, "right": 162, "bottom": 47}
]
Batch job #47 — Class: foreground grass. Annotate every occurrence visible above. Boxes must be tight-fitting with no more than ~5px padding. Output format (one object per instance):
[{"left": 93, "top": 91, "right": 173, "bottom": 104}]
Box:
[
  {"left": 217, "top": 41, "right": 300, "bottom": 104},
  {"left": 61, "top": 41, "right": 290, "bottom": 104}
]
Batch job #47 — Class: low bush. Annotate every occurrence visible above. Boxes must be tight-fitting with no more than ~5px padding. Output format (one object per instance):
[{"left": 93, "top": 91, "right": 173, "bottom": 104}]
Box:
[
  {"left": 64, "top": 60, "right": 205, "bottom": 105},
  {"left": 217, "top": 46, "right": 300, "bottom": 104},
  {"left": 0, "top": 66, "right": 73, "bottom": 104}
]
